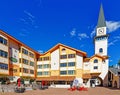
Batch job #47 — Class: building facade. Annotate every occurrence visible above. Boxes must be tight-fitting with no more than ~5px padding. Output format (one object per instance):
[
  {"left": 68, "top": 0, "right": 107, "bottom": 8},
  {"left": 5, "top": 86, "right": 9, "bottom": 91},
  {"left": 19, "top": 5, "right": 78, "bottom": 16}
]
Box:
[
  {"left": 36, "top": 4, "right": 109, "bottom": 87},
  {"left": 0, "top": 5, "right": 109, "bottom": 87},
  {"left": 0, "top": 30, "right": 39, "bottom": 83},
  {"left": 108, "top": 67, "right": 120, "bottom": 88}
]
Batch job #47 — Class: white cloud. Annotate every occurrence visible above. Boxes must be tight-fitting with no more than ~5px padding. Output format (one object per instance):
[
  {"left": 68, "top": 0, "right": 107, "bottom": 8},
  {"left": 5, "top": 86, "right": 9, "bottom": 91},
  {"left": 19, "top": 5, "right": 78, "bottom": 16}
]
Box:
[
  {"left": 20, "top": 18, "right": 26, "bottom": 22},
  {"left": 78, "top": 33, "right": 89, "bottom": 40},
  {"left": 24, "top": 10, "right": 34, "bottom": 18},
  {"left": 80, "top": 45, "right": 84, "bottom": 48},
  {"left": 63, "top": 34, "right": 66, "bottom": 37},
  {"left": 88, "top": 24, "right": 94, "bottom": 29},
  {"left": 22, "top": 10, "right": 36, "bottom": 26},
  {"left": 109, "top": 60, "right": 113, "bottom": 62},
  {"left": 108, "top": 42, "right": 114, "bottom": 46},
  {"left": 114, "top": 35, "right": 120, "bottom": 39},
  {"left": 70, "top": 29, "right": 76, "bottom": 37},
  {"left": 90, "top": 20, "right": 120, "bottom": 38},
  {"left": 18, "top": 10, "right": 38, "bottom": 34},
  {"left": 108, "top": 34, "right": 120, "bottom": 47},
  {"left": 108, "top": 40, "right": 117, "bottom": 47},
  {"left": 28, "top": 17, "right": 35, "bottom": 25},
  {"left": 90, "top": 27, "right": 96, "bottom": 38},
  {"left": 38, "top": 50, "right": 44, "bottom": 53},
  {"left": 21, "top": 28, "right": 30, "bottom": 34},
  {"left": 106, "top": 21, "right": 120, "bottom": 33},
  {"left": 19, "top": 32, "right": 27, "bottom": 36},
  {"left": 19, "top": 18, "right": 29, "bottom": 25},
  {"left": 34, "top": 25, "right": 39, "bottom": 29}
]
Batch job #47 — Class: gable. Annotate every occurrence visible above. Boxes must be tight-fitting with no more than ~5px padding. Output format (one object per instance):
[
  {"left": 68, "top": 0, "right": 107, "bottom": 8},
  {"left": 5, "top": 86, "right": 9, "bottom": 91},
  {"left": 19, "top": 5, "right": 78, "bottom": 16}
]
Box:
[
  {"left": 60, "top": 46, "right": 76, "bottom": 55},
  {"left": 89, "top": 56, "right": 103, "bottom": 63}
]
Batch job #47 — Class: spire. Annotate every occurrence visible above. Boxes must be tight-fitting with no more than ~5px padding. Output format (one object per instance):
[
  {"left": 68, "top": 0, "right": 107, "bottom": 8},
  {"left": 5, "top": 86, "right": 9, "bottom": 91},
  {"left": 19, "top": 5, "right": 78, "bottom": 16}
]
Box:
[{"left": 97, "top": 4, "right": 106, "bottom": 28}]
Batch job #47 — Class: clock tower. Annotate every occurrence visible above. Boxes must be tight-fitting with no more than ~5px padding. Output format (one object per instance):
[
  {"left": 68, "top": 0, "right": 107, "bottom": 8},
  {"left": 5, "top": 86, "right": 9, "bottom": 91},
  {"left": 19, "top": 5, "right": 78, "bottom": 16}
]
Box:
[{"left": 94, "top": 4, "right": 108, "bottom": 56}]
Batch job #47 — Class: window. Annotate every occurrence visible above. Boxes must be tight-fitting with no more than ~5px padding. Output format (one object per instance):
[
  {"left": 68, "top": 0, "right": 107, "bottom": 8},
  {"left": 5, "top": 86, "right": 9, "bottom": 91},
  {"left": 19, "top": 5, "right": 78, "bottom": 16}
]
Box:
[
  {"left": 29, "top": 52, "right": 34, "bottom": 58},
  {"left": 60, "top": 63, "right": 67, "bottom": 67},
  {"left": 38, "top": 58, "right": 42, "bottom": 61},
  {"left": 118, "top": 72, "right": 120, "bottom": 75},
  {"left": 68, "top": 70, "right": 75, "bottom": 75},
  {"left": 23, "top": 68, "right": 29, "bottom": 73},
  {"left": 37, "top": 65, "right": 42, "bottom": 69},
  {"left": 68, "top": 54, "right": 75, "bottom": 58},
  {"left": 103, "top": 60, "right": 105, "bottom": 63},
  {"left": 0, "top": 36, "right": 7, "bottom": 45},
  {"left": 112, "top": 74, "right": 113, "bottom": 80},
  {"left": 60, "top": 71, "right": 67, "bottom": 75},
  {"left": 68, "top": 62, "right": 75, "bottom": 66},
  {"left": 30, "top": 70, "right": 34, "bottom": 74},
  {"left": 19, "top": 58, "right": 21, "bottom": 63},
  {"left": 22, "top": 48, "right": 28, "bottom": 55},
  {"left": 99, "top": 48, "right": 103, "bottom": 53},
  {"left": 94, "top": 66, "right": 98, "bottom": 69},
  {"left": 37, "top": 72, "right": 42, "bottom": 75},
  {"left": 0, "top": 63, "right": 8, "bottom": 70},
  {"left": 19, "top": 68, "right": 21, "bottom": 72},
  {"left": 0, "top": 50, "right": 8, "bottom": 58},
  {"left": 30, "top": 61, "right": 34, "bottom": 66},
  {"left": 43, "top": 71, "right": 49, "bottom": 75},
  {"left": 94, "top": 59, "right": 98, "bottom": 63},
  {"left": 22, "top": 59, "right": 29, "bottom": 65},
  {"left": 43, "top": 64, "right": 49, "bottom": 68},
  {"left": 19, "top": 48, "right": 21, "bottom": 52},
  {"left": 43, "top": 57, "right": 49, "bottom": 61},
  {"left": 62, "top": 48, "right": 66, "bottom": 51},
  {"left": 60, "top": 55, "right": 67, "bottom": 59},
  {"left": 13, "top": 69, "right": 17, "bottom": 73}
]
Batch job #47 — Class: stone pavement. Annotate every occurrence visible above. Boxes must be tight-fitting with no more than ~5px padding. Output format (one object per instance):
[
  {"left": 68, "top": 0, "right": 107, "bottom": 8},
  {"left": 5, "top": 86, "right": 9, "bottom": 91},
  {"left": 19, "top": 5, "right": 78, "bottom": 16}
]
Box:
[{"left": 0, "top": 87, "right": 120, "bottom": 95}]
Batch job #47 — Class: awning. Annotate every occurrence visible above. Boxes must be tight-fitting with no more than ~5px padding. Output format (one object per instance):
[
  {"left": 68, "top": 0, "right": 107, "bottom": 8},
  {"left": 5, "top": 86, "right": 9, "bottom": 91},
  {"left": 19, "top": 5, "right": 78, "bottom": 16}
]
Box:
[
  {"left": 36, "top": 76, "right": 75, "bottom": 81},
  {"left": 83, "top": 73, "right": 101, "bottom": 79}
]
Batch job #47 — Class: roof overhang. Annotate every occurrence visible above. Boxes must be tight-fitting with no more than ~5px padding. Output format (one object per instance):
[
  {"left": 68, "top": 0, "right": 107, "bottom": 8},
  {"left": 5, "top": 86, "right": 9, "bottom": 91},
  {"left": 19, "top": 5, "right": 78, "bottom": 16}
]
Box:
[{"left": 36, "top": 76, "right": 75, "bottom": 81}]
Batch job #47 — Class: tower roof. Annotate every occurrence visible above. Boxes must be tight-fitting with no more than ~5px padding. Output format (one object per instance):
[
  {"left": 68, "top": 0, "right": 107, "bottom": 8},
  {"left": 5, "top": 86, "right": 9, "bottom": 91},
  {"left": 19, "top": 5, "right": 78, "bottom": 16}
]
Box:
[{"left": 97, "top": 4, "right": 106, "bottom": 28}]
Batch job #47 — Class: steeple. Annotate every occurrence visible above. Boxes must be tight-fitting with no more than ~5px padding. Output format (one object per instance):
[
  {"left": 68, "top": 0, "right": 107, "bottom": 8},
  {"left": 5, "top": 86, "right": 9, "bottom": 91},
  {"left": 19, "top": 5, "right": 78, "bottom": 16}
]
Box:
[{"left": 97, "top": 4, "right": 106, "bottom": 28}]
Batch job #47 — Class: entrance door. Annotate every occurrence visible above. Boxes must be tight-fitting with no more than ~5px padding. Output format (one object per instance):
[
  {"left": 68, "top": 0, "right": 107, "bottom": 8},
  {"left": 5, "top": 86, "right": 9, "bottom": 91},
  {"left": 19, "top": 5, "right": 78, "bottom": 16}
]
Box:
[{"left": 90, "top": 79, "right": 96, "bottom": 87}]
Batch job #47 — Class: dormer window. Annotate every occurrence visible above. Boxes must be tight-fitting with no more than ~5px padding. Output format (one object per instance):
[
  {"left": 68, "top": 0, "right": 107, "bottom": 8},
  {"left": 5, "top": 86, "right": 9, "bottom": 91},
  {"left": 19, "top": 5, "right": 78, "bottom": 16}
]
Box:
[
  {"left": 62, "top": 48, "right": 66, "bottom": 51},
  {"left": 99, "top": 48, "right": 103, "bottom": 53},
  {"left": 94, "top": 59, "right": 98, "bottom": 63},
  {"left": 103, "top": 60, "right": 105, "bottom": 63}
]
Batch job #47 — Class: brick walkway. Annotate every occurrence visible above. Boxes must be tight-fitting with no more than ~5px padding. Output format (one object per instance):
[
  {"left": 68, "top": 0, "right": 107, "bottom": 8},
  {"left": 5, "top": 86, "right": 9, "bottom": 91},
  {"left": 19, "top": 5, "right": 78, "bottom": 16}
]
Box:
[{"left": 1, "top": 87, "right": 120, "bottom": 95}]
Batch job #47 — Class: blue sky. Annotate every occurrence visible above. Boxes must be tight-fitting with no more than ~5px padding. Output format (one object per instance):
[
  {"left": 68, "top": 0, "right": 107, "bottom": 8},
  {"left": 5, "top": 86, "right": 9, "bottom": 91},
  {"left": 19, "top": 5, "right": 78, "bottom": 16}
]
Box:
[{"left": 0, "top": 0, "right": 120, "bottom": 66}]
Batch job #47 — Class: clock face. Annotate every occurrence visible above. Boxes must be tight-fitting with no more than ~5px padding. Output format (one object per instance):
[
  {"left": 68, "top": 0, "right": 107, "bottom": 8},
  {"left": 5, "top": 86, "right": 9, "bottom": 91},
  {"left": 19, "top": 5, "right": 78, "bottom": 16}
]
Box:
[{"left": 98, "top": 28, "right": 104, "bottom": 34}]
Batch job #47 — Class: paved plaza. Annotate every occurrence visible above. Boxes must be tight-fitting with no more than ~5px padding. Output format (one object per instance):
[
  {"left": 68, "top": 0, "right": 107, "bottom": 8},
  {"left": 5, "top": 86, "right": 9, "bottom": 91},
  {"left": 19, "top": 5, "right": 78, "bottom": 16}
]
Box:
[{"left": 0, "top": 87, "right": 120, "bottom": 95}]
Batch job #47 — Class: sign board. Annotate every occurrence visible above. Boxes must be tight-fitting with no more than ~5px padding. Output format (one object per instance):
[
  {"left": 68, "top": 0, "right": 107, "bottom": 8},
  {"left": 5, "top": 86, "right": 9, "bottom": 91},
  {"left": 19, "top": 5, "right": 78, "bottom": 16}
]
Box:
[{"left": 24, "top": 81, "right": 29, "bottom": 85}]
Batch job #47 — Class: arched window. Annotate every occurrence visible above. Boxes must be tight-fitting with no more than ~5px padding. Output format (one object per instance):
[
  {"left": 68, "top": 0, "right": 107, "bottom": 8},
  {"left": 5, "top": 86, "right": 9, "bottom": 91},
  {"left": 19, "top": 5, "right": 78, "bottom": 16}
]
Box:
[
  {"left": 62, "top": 48, "right": 66, "bottom": 51},
  {"left": 94, "top": 59, "right": 98, "bottom": 63},
  {"left": 99, "top": 48, "right": 103, "bottom": 53}
]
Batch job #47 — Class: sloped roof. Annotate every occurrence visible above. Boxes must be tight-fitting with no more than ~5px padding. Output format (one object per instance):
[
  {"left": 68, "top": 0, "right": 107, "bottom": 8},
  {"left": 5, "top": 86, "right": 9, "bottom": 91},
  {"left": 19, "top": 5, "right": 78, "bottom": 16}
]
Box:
[
  {"left": 83, "top": 54, "right": 108, "bottom": 62},
  {"left": 0, "top": 30, "right": 40, "bottom": 55},
  {"left": 83, "top": 58, "right": 90, "bottom": 62},
  {"left": 97, "top": 4, "right": 106, "bottom": 28},
  {"left": 109, "top": 67, "right": 120, "bottom": 76},
  {"left": 40, "top": 43, "right": 87, "bottom": 57},
  {"left": 90, "top": 54, "right": 108, "bottom": 60}
]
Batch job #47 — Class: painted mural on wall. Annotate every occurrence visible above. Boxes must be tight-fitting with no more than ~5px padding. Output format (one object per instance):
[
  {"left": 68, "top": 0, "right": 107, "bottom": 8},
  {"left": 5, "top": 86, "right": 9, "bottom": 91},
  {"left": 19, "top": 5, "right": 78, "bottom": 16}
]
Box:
[{"left": 10, "top": 47, "right": 19, "bottom": 64}]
